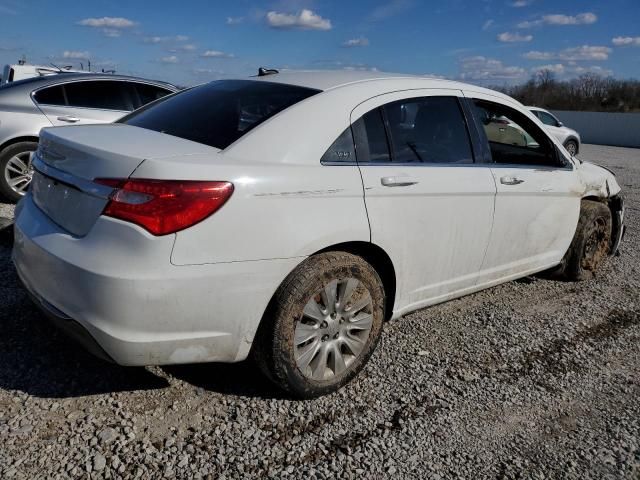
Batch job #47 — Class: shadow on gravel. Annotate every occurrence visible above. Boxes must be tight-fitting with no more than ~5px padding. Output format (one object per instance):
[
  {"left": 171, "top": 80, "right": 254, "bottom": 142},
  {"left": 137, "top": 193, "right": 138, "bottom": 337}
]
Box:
[
  {"left": 0, "top": 230, "right": 169, "bottom": 399},
  {"left": 163, "top": 361, "right": 288, "bottom": 400}
]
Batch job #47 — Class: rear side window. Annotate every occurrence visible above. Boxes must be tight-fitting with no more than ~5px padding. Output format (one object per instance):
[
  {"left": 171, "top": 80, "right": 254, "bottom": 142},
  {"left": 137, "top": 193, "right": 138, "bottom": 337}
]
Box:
[
  {"left": 121, "top": 80, "right": 320, "bottom": 150},
  {"left": 353, "top": 96, "right": 473, "bottom": 164},
  {"left": 34, "top": 85, "right": 66, "bottom": 106},
  {"left": 133, "top": 83, "right": 173, "bottom": 108},
  {"left": 64, "top": 81, "right": 131, "bottom": 111},
  {"left": 321, "top": 127, "right": 356, "bottom": 164},
  {"left": 382, "top": 97, "right": 473, "bottom": 164},
  {"left": 352, "top": 108, "right": 392, "bottom": 163}
]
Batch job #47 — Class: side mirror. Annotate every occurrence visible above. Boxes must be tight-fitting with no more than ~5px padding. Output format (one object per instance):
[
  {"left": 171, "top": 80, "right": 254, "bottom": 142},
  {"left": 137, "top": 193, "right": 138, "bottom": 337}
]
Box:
[{"left": 557, "top": 122, "right": 564, "bottom": 127}]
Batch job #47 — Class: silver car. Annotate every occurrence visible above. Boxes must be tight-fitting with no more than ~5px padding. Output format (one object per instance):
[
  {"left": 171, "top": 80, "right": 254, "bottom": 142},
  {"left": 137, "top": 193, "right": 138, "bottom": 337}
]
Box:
[{"left": 0, "top": 73, "right": 178, "bottom": 202}]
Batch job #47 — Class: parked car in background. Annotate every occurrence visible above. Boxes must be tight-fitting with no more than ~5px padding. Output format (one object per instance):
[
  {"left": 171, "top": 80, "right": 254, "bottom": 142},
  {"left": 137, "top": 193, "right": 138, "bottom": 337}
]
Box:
[
  {"left": 529, "top": 106, "right": 581, "bottom": 156},
  {"left": 13, "top": 71, "right": 624, "bottom": 398},
  {"left": 0, "top": 73, "right": 178, "bottom": 201},
  {"left": 1, "top": 63, "right": 85, "bottom": 85}
]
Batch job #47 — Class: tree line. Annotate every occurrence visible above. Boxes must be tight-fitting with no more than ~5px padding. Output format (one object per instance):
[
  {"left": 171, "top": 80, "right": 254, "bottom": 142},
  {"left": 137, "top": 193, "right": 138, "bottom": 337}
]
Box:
[{"left": 494, "top": 70, "right": 640, "bottom": 113}]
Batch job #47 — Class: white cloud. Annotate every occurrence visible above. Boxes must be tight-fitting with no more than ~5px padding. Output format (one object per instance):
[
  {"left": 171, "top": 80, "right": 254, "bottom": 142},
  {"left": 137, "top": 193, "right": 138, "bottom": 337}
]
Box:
[
  {"left": 518, "top": 12, "right": 597, "bottom": 28},
  {"left": 482, "top": 19, "right": 494, "bottom": 31},
  {"left": 524, "top": 45, "right": 611, "bottom": 61},
  {"left": 612, "top": 36, "right": 640, "bottom": 47},
  {"left": 422, "top": 73, "right": 447, "bottom": 79},
  {"left": 77, "top": 17, "right": 136, "bottom": 28},
  {"left": 63, "top": 50, "right": 90, "bottom": 60},
  {"left": 497, "top": 32, "right": 533, "bottom": 43},
  {"left": 510, "top": 0, "right": 533, "bottom": 7},
  {"left": 530, "top": 63, "right": 613, "bottom": 78},
  {"left": 77, "top": 16, "right": 137, "bottom": 37},
  {"left": 367, "top": 0, "right": 414, "bottom": 22},
  {"left": 531, "top": 64, "right": 565, "bottom": 75},
  {"left": 459, "top": 56, "right": 527, "bottom": 81},
  {"left": 160, "top": 55, "right": 179, "bottom": 64},
  {"left": 572, "top": 65, "right": 613, "bottom": 77},
  {"left": 266, "top": 9, "right": 332, "bottom": 30},
  {"left": 169, "top": 44, "right": 197, "bottom": 53},
  {"left": 201, "top": 50, "right": 234, "bottom": 59},
  {"left": 226, "top": 16, "right": 244, "bottom": 25},
  {"left": 144, "top": 35, "right": 189, "bottom": 44},
  {"left": 342, "top": 37, "right": 369, "bottom": 47}
]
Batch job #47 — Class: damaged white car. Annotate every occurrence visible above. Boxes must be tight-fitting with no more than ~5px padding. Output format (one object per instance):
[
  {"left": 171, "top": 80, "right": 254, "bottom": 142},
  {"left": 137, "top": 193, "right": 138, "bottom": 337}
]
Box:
[{"left": 12, "top": 70, "right": 625, "bottom": 398}]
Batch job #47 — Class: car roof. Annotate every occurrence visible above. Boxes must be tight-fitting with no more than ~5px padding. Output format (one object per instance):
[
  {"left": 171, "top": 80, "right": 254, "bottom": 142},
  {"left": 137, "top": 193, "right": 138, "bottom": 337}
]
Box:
[
  {"left": 0, "top": 72, "right": 178, "bottom": 94},
  {"left": 527, "top": 106, "right": 548, "bottom": 112},
  {"left": 249, "top": 69, "right": 518, "bottom": 104}
]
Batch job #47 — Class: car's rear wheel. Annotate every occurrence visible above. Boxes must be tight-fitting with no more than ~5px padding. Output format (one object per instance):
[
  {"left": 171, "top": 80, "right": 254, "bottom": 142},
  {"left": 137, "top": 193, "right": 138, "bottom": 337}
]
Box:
[
  {"left": 0, "top": 141, "right": 38, "bottom": 203},
  {"left": 564, "top": 139, "right": 578, "bottom": 156},
  {"left": 557, "top": 200, "right": 612, "bottom": 281},
  {"left": 254, "top": 252, "right": 385, "bottom": 398}
]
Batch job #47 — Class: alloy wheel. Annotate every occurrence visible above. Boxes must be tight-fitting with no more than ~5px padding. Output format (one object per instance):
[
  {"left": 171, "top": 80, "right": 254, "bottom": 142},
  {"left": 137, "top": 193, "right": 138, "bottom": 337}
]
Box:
[
  {"left": 294, "top": 278, "right": 374, "bottom": 381},
  {"left": 4, "top": 151, "right": 34, "bottom": 196}
]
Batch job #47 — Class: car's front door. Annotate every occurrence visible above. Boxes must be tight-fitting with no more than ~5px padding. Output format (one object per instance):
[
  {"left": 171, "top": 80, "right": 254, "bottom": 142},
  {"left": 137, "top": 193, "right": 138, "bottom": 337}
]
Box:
[
  {"left": 466, "top": 92, "right": 583, "bottom": 284},
  {"left": 352, "top": 90, "right": 496, "bottom": 313},
  {"left": 34, "top": 80, "right": 132, "bottom": 126}
]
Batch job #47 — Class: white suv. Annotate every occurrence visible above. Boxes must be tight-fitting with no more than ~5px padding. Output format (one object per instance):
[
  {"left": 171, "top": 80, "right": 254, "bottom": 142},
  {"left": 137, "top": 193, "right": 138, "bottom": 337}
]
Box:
[{"left": 529, "top": 107, "right": 581, "bottom": 156}]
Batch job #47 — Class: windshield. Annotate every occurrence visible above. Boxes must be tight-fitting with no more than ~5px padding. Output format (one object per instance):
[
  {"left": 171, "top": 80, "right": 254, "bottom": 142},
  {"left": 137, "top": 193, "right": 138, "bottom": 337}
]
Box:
[{"left": 120, "top": 80, "right": 320, "bottom": 150}]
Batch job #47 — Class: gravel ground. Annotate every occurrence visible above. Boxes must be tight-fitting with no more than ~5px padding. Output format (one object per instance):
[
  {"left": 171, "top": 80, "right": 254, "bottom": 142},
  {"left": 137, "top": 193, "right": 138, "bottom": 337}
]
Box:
[{"left": 0, "top": 144, "right": 638, "bottom": 479}]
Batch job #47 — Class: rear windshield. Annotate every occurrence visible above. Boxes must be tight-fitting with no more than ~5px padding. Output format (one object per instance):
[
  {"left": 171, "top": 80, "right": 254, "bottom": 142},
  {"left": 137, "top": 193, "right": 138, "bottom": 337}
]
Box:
[{"left": 120, "top": 80, "right": 320, "bottom": 150}]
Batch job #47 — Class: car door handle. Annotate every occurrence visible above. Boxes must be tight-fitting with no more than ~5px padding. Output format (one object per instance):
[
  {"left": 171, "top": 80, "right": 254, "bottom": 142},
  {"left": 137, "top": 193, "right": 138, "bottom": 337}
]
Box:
[
  {"left": 380, "top": 176, "right": 420, "bottom": 187},
  {"left": 57, "top": 115, "right": 80, "bottom": 123},
  {"left": 500, "top": 176, "right": 524, "bottom": 186}
]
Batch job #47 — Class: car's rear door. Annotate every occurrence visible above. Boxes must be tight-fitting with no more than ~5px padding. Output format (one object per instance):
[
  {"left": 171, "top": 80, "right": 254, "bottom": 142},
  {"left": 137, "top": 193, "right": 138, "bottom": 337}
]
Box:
[
  {"left": 34, "top": 80, "right": 132, "bottom": 126},
  {"left": 352, "top": 89, "right": 496, "bottom": 313},
  {"left": 464, "top": 91, "right": 583, "bottom": 284}
]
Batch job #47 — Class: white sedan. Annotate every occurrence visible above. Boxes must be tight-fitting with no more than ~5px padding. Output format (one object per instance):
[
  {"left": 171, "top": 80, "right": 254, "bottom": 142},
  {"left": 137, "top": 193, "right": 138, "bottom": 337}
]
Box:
[{"left": 13, "top": 70, "right": 625, "bottom": 398}]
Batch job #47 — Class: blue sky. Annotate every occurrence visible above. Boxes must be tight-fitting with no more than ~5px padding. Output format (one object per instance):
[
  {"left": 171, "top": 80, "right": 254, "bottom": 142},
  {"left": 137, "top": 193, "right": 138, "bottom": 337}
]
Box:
[{"left": 1, "top": 0, "right": 639, "bottom": 86}]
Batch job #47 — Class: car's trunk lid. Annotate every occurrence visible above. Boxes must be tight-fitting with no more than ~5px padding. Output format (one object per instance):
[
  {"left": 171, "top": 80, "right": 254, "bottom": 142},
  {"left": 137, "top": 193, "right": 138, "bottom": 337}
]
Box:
[{"left": 32, "top": 124, "right": 220, "bottom": 236}]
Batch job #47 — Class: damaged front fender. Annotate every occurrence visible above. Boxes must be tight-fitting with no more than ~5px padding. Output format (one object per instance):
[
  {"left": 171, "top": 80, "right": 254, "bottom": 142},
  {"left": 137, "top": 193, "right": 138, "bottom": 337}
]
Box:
[{"left": 576, "top": 161, "right": 625, "bottom": 256}]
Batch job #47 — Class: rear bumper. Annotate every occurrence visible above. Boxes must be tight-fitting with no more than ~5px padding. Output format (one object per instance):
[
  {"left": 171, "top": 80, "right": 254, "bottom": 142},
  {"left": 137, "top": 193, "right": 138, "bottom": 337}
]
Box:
[
  {"left": 12, "top": 195, "right": 301, "bottom": 366},
  {"left": 23, "top": 284, "right": 115, "bottom": 363}
]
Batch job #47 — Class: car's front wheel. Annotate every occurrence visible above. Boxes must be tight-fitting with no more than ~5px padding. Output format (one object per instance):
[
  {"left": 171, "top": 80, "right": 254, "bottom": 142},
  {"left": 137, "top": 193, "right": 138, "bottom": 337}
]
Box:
[
  {"left": 254, "top": 252, "right": 385, "bottom": 398},
  {"left": 564, "top": 139, "right": 579, "bottom": 156},
  {"left": 0, "top": 141, "right": 38, "bottom": 203},
  {"left": 558, "top": 200, "right": 612, "bottom": 281}
]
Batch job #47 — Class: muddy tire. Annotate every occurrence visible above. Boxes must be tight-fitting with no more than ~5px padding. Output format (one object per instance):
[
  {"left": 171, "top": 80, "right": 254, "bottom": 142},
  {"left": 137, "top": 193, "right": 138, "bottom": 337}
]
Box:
[
  {"left": 253, "top": 252, "right": 385, "bottom": 399},
  {"left": 557, "top": 200, "right": 612, "bottom": 281},
  {"left": 0, "top": 141, "right": 38, "bottom": 203}
]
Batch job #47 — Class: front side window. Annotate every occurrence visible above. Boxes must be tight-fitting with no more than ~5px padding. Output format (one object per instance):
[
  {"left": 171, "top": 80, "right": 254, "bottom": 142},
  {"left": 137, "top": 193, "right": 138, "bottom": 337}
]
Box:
[
  {"left": 473, "top": 100, "right": 560, "bottom": 167},
  {"left": 537, "top": 111, "right": 560, "bottom": 127},
  {"left": 121, "top": 80, "right": 319, "bottom": 150},
  {"left": 64, "top": 81, "right": 131, "bottom": 111}
]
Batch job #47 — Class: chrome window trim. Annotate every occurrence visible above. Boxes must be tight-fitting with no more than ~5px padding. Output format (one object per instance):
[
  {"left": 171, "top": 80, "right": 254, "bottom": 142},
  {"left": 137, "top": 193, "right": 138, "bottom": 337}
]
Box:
[{"left": 323, "top": 161, "right": 573, "bottom": 171}]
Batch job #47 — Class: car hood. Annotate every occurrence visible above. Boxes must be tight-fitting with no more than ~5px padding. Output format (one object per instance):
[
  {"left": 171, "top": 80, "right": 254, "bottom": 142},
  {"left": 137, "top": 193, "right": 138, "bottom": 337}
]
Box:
[{"left": 576, "top": 160, "right": 621, "bottom": 198}]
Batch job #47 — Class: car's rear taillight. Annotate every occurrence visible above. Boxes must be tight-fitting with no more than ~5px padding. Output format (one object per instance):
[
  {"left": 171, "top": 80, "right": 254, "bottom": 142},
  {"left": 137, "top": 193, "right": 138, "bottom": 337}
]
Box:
[{"left": 95, "top": 178, "right": 234, "bottom": 235}]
